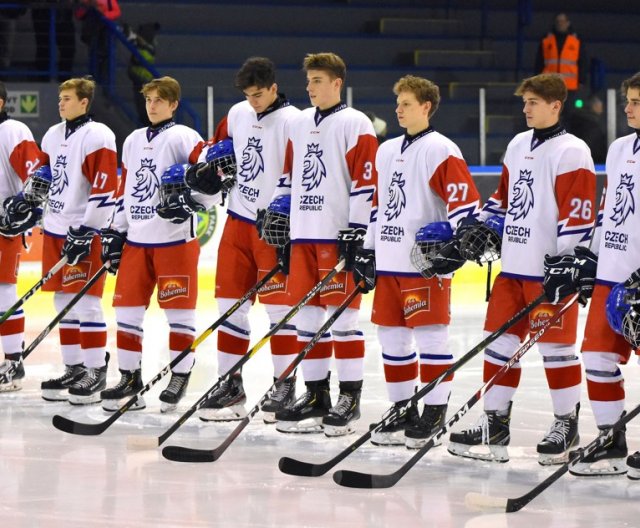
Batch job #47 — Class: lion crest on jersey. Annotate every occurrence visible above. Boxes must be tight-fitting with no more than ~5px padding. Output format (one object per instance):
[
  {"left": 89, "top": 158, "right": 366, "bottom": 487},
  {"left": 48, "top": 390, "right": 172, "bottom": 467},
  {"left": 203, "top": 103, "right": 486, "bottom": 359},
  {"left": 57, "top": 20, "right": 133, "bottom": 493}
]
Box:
[
  {"left": 611, "top": 173, "right": 635, "bottom": 227},
  {"left": 50, "top": 155, "right": 69, "bottom": 196},
  {"left": 301, "top": 143, "right": 326, "bottom": 192},
  {"left": 132, "top": 158, "right": 158, "bottom": 202},
  {"left": 508, "top": 169, "right": 535, "bottom": 221},
  {"left": 384, "top": 171, "right": 406, "bottom": 221},
  {"left": 239, "top": 137, "right": 264, "bottom": 183}
]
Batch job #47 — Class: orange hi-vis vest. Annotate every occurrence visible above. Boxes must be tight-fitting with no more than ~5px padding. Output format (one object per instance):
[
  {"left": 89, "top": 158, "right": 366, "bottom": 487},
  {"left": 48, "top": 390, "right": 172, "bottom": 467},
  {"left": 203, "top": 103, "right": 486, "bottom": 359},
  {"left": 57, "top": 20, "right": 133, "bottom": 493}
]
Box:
[{"left": 542, "top": 33, "right": 580, "bottom": 90}]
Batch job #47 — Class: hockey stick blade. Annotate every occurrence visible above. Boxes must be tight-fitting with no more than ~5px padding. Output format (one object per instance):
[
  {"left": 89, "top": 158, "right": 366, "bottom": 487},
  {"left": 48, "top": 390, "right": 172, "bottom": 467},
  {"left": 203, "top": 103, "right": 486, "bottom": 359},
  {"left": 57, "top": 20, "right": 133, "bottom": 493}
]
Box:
[
  {"left": 332, "top": 295, "right": 578, "bottom": 489},
  {"left": 127, "top": 435, "right": 160, "bottom": 450},
  {"left": 279, "top": 294, "right": 545, "bottom": 478},
  {"left": 162, "top": 285, "right": 363, "bottom": 464},
  {"left": 51, "top": 264, "right": 284, "bottom": 437},
  {"left": 464, "top": 492, "right": 508, "bottom": 511}
]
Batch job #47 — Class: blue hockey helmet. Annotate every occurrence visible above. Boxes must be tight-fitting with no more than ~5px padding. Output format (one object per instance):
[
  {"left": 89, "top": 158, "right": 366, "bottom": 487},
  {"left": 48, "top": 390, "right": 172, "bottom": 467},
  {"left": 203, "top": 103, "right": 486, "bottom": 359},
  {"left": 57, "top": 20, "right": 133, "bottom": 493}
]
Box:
[
  {"left": 159, "top": 163, "right": 189, "bottom": 205},
  {"left": 262, "top": 195, "right": 291, "bottom": 247},
  {"left": 23, "top": 165, "right": 53, "bottom": 205},
  {"left": 205, "top": 138, "right": 236, "bottom": 177},
  {"left": 410, "top": 222, "right": 454, "bottom": 279},
  {"left": 606, "top": 282, "right": 633, "bottom": 335}
]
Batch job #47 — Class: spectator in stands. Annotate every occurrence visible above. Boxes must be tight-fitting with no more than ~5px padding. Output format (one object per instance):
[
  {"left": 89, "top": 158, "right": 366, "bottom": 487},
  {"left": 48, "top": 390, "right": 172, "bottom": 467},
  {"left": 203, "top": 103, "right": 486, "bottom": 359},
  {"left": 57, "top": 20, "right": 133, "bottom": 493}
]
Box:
[
  {"left": 31, "top": 1, "right": 76, "bottom": 81},
  {"left": 535, "top": 12, "right": 587, "bottom": 108},
  {"left": 566, "top": 94, "right": 607, "bottom": 164},
  {"left": 0, "top": 2, "right": 27, "bottom": 70}
]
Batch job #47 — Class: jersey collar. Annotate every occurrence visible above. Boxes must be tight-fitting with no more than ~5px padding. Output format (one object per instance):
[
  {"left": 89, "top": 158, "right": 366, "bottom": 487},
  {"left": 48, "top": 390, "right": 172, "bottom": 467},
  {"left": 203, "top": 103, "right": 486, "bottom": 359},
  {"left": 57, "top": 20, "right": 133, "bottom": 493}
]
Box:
[
  {"left": 633, "top": 129, "right": 640, "bottom": 154},
  {"left": 256, "top": 93, "right": 290, "bottom": 121},
  {"left": 0, "top": 111, "right": 8, "bottom": 124},
  {"left": 530, "top": 122, "right": 566, "bottom": 151},
  {"left": 65, "top": 114, "right": 92, "bottom": 139},
  {"left": 146, "top": 118, "right": 176, "bottom": 142},
  {"left": 314, "top": 102, "right": 347, "bottom": 127},
  {"left": 401, "top": 126, "right": 434, "bottom": 153}
]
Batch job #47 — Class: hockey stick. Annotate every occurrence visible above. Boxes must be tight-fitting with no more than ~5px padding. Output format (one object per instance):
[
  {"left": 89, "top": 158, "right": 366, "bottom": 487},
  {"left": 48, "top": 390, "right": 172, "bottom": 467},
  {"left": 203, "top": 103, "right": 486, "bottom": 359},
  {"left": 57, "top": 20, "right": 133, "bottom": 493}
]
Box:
[
  {"left": 279, "top": 292, "right": 546, "bottom": 477},
  {"left": 162, "top": 283, "right": 364, "bottom": 463},
  {"left": 2, "top": 262, "right": 109, "bottom": 381},
  {"left": 127, "top": 259, "right": 347, "bottom": 450},
  {"left": 0, "top": 256, "right": 68, "bottom": 327},
  {"left": 333, "top": 293, "right": 579, "bottom": 489},
  {"left": 465, "top": 402, "right": 640, "bottom": 513},
  {"left": 52, "top": 263, "right": 283, "bottom": 436}
]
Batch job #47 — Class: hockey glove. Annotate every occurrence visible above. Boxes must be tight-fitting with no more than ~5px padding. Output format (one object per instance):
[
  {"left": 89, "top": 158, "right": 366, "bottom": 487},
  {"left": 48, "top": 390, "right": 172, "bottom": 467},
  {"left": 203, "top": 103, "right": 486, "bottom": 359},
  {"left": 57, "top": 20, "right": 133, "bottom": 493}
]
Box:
[
  {"left": 0, "top": 194, "right": 41, "bottom": 237},
  {"left": 62, "top": 225, "right": 96, "bottom": 265},
  {"left": 625, "top": 268, "right": 640, "bottom": 291},
  {"left": 543, "top": 253, "right": 579, "bottom": 304},
  {"left": 185, "top": 161, "right": 236, "bottom": 196},
  {"left": 337, "top": 227, "right": 367, "bottom": 271},
  {"left": 573, "top": 246, "right": 598, "bottom": 305},
  {"left": 101, "top": 229, "right": 126, "bottom": 274},
  {"left": 353, "top": 248, "right": 376, "bottom": 293},
  {"left": 157, "top": 191, "right": 206, "bottom": 224},
  {"left": 429, "top": 238, "right": 466, "bottom": 275},
  {"left": 277, "top": 242, "right": 291, "bottom": 275}
]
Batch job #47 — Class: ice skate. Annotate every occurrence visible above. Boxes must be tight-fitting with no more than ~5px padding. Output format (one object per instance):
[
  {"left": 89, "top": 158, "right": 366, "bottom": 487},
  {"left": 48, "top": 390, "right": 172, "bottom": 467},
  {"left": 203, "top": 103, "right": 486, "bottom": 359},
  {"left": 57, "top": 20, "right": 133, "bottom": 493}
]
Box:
[
  {"left": 275, "top": 375, "right": 331, "bottom": 434},
  {"left": 626, "top": 451, "right": 640, "bottom": 480},
  {"left": 199, "top": 372, "right": 246, "bottom": 421},
  {"left": 261, "top": 376, "right": 296, "bottom": 424},
  {"left": 41, "top": 364, "right": 86, "bottom": 401},
  {"left": 370, "top": 399, "right": 420, "bottom": 447},
  {"left": 0, "top": 355, "right": 24, "bottom": 392},
  {"left": 405, "top": 404, "right": 447, "bottom": 450},
  {"left": 67, "top": 355, "right": 109, "bottom": 405},
  {"left": 537, "top": 403, "right": 580, "bottom": 465},
  {"left": 322, "top": 380, "right": 362, "bottom": 437},
  {"left": 101, "top": 369, "right": 146, "bottom": 411},
  {"left": 159, "top": 371, "right": 191, "bottom": 413},
  {"left": 569, "top": 424, "right": 627, "bottom": 477},
  {"left": 448, "top": 403, "right": 512, "bottom": 463}
]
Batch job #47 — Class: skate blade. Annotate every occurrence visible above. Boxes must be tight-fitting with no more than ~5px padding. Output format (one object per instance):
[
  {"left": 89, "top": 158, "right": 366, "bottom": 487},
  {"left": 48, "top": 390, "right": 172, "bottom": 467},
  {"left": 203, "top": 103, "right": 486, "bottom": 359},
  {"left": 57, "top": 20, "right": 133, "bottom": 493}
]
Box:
[
  {"left": 323, "top": 422, "right": 357, "bottom": 437},
  {"left": 262, "top": 411, "right": 277, "bottom": 424},
  {"left": 405, "top": 435, "right": 442, "bottom": 450},
  {"left": 199, "top": 404, "right": 247, "bottom": 422},
  {"left": 569, "top": 458, "right": 627, "bottom": 476},
  {"left": 447, "top": 442, "right": 509, "bottom": 463},
  {"left": 538, "top": 451, "right": 570, "bottom": 466},
  {"left": 102, "top": 396, "right": 146, "bottom": 412},
  {"left": 276, "top": 416, "right": 324, "bottom": 434},
  {"left": 370, "top": 430, "right": 405, "bottom": 447},
  {"left": 127, "top": 435, "right": 159, "bottom": 450},
  {"left": 627, "top": 467, "right": 640, "bottom": 480},
  {"left": 0, "top": 379, "right": 22, "bottom": 392},
  {"left": 41, "top": 389, "right": 69, "bottom": 402},
  {"left": 68, "top": 393, "right": 102, "bottom": 406}
]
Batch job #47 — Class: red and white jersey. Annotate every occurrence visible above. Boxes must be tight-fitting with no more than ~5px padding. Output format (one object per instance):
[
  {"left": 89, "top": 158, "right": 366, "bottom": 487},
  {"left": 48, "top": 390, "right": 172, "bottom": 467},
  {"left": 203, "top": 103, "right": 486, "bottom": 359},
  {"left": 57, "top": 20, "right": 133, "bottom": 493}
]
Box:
[
  {"left": 41, "top": 117, "right": 118, "bottom": 236},
  {"left": 198, "top": 98, "right": 300, "bottom": 223},
  {"left": 275, "top": 103, "right": 378, "bottom": 242},
  {"left": 591, "top": 133, "right": 640, "bottom": 285},
  {"left": 0, "top": 115, "right": 46, "bottom": 201},
  {"left": 481, "top": 129, "right": 595, "bottom": 280},
  {"left": 366, "top": 128, "right": 481, "bottom": 275},
  {"left": 115, "top": 121, "right": 218, "bottom": 247}
]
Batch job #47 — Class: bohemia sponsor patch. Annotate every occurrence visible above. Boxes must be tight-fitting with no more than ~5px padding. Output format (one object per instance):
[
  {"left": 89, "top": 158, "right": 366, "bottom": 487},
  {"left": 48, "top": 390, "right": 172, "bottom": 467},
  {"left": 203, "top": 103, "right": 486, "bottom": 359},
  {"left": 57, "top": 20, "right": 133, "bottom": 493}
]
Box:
[
  {"left": 257, "top": 270, "right": 287, "bottom": 297},
  {"left": 62, "top": 262, "right": 91, "bottom": 287},
  {"left": 320, "top": 270, "right": 347, "bottom": 296},
  {"left": 403, "top": 287, "right": 431, "bottom": 319},
  {"left": 158, "top": 276, "right": 190, "bottom": 302},
  {"left": 530, "top": 304, "right": 564, "bottom": 331}
]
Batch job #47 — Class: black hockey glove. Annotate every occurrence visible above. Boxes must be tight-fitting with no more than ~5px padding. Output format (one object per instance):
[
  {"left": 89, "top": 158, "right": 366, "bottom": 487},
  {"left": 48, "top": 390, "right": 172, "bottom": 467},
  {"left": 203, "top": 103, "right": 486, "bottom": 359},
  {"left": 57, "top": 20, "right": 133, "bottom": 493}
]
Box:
[
  {"left": 255, "top": 208, "right": 267, "bottom": 239},
  {"left": 543, "top": 253, "right": 578, "bottom": 304},
  {"left": 429, "top": 238, "right": 466, "bottom": 275},
  {"left": 277, "top": 242, "right": 291, "bottom": 275},
  {"left": 184, "top": 161, "right": 236, "bottom": 195},
  {"left": 337, "top": 227, "right": 367, "bottom": 272},
  {"left": 0, "top": 194, "right": 41, "bottom": 237},
  {"left": 625, "top": 268, "right": 640, "bottom": 290},
  {"left": 62, "top": 225, "right": 96, "bottom": 265},
  {"left": 100, "top": 228, "right": 126, "bottom": 274},
  {"left": 573, "top": 246, "right": 597, "bottom": 305},
  {"left": 157, "top": 191, "right": 206, "bottom": 224},
  {"left": 353, "top": 248, "right": 376, "bottom": 293}
]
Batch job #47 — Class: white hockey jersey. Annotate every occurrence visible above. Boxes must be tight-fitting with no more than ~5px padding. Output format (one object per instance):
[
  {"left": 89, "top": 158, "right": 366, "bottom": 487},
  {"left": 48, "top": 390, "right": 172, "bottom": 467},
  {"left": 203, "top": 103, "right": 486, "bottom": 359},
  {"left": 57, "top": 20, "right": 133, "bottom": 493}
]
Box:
[
  {"left": 591, "top": 132, "right": 640, "bottom": 285},
  {"left": 200, "top": 98, "right": 300, "bottom": 223},
  {"left": 367, "top": 128, "right": 481, "bottom": 275},
  {"left": 481, "top": 128, "right": 596, "bottom": 280},
  {"left": 115, "top": 121, "right": 218, "bottom": 246},
  {"left": 275, "top": 103, "right": 378, "bottom": 242},
  {"left": 0, "top": 114, "right": 46, "bottom": 202},
  {"left": 41, "top": 117, "right": 118, "bottom": 236}
]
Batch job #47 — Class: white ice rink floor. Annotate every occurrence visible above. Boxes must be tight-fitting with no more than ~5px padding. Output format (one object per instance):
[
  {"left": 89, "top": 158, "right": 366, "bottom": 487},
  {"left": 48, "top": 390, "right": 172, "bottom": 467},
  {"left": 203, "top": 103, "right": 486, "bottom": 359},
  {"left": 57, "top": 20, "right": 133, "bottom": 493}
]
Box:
[{"left": 3, "top": 285, "right": 640, "bottom": 528}]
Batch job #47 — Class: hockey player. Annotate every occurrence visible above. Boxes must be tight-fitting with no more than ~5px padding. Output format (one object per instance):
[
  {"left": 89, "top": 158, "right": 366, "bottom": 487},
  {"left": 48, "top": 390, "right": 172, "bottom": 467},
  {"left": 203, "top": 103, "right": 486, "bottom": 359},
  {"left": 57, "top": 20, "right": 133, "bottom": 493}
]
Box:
[
  {"left": 185, "top": 57, "right": 301, "bottom": 422},
  {"left": 565, "top": 72, "right": 640, "bottom": 477},
  {"left": 354, "top": 75, "right": 481, "bottom": 448},
  {"left": 39, "top": 77, "right": 118, "bottom": 404},
  {"left": 100, "top": 76, "right": 218, "bottom": 413},
  {"left": 270, "top": 52, "right": 378, "bottom": 436},
  {"left": 447, "top": 73, "right": 596, "bottom": 464},
  {"left": 0, "top": 81, "right": 47, "bottom": 392}
]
